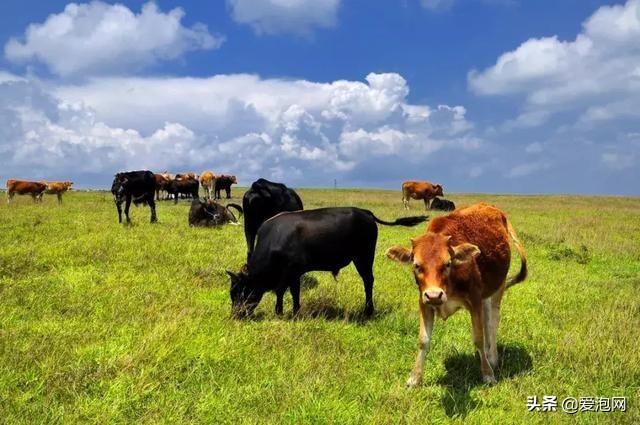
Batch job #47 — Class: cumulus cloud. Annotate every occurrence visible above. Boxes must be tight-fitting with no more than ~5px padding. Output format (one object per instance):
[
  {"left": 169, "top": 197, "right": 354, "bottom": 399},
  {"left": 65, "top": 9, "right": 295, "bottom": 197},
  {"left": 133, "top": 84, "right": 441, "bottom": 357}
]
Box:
[
  {"left": 4, "top": 2, "right": 223, "bottom": 77},
  {"left": 0, "top": 72, "right": 474, "bottom": 187},
  {"left": 227, "top": 0, "right": 341, "bottom": 36},
  {"left": 468, "top": 0, "right": 640, "bottom": 127}
]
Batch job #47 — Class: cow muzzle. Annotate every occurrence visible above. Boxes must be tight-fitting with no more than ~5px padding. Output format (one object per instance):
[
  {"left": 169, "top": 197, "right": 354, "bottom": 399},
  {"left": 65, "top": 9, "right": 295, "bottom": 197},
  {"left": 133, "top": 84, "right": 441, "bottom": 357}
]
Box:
[{"left": 423, "top": 288, "right": 447, "bottom": 306}]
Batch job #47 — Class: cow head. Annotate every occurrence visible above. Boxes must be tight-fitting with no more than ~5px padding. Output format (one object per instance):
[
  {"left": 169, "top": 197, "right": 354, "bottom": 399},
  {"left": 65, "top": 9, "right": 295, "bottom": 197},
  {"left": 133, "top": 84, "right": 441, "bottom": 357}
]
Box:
[
  {"left": 386, "top": 233, "right": 480, "bottom": 306},
  {"left": 65, "top": 181, "right": 73, "bottom": 190},
  {"left": 230, "top": 175, "right": 238, "bottom": 184},
  {"left": 111, "top": 174, "right": 128, "bottom": 204},
  {"left": 227, "top": 267, "right": 263, "bottom": 317},
  {"left": 435, "top": 184, "right": 444, "bottom": 196}
]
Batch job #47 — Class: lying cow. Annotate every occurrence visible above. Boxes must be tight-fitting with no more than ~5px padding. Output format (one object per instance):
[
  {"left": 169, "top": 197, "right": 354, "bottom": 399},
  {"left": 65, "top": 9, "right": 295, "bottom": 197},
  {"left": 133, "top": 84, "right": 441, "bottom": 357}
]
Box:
[
  {"left": 189, "top": 198, "right": 243, "bottom": 227},
  {"left": 6, "top": 179, "right": 47, "bottom": 204},
  {"left": 430, "top": 197, "right": 455, "bottom": 211},
  {"left": 402, "top": 180, "right": 443, "bottom": 210},
  {"left": 385, "top": 203, "right": 527, "bottom": 386},
  {"left": 44, "top": 181, "right": 73, "bottom": 204},
  {"left": 111, "top": 171, "right": 157, "bottom": 224},
  {"left": 200, "top": 171, "right": 217, "bottom": 200},
  {"left": 215, "top": 175, "right": 237, "bottom": 199},
  {"left": 226, "top": 207, "right": 427, "bottom": 318},
  {"left": 243, "top": 178, "right": 304, "bottom": 261},
  {"left": 166, "top": 179, "right": 199, "bottom": 204}
]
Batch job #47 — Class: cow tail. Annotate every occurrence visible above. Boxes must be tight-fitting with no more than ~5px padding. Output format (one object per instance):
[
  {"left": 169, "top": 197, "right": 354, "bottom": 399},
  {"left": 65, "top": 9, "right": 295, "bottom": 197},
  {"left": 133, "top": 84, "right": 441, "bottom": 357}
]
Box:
[
  {"left": 506, "top": 218, "right": 528, "bottom": 288},
  {"left": 226, "top": 203, "right": 243, "bottom": 219},
  {"left": 369, "top": 212, "right": 428, "bottom": 227}
]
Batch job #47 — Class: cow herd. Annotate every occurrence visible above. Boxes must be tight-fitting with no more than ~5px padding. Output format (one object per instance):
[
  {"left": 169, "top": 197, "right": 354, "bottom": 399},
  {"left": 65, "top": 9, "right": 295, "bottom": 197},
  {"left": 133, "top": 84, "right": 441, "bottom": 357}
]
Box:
[{"left": 4, "top": 172, "right": 527, "bottom": 387}]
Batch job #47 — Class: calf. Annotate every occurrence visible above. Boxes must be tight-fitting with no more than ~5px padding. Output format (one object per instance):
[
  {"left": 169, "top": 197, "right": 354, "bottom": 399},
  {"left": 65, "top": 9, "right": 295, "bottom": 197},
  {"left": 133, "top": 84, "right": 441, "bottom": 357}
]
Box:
[
  {"left": 111, "top": 171, "right": 157, "bottom": 224},
  {"left": 385, "top": 203, "right": 527, "bottom": 386},
  {"left": 6, "top": 180, "right": 47, "bottom": 204},
  {"left": 199, "top": 171, "right": 217, "bottom": 200},
  {"left": 430, "top": 197, "right": 455, "bottom": 211},
  {"left": 243, "top": 178, "right": 303, "bottom": 261},
  {"left": 215, "top": 175, "right": 237, "bottom": 199},
  {"left": 226, "top": 207, "right": 427, "bottom": 318},
  {"left": 189, "top": 198, "right": 243, "bottom": 227},
  {"left": 43, "top": 181, "right": 73, "bottom": 204},
  {"left": 166, "top": 179, "right": 199, "bottom": 204},
  {"left": 402, "top": 180, "right": 443, "bottom": 210}
]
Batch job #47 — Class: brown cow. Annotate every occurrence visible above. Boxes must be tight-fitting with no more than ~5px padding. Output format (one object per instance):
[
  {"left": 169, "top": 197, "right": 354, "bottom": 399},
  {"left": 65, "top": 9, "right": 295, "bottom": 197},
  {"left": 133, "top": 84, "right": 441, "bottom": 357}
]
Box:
[
  {"left": 6, "top": 179, "right": 47, "bottom": 204},
  {"left": 44, "top": 181, "right": 73, "bottom": 204},
  {"left": 176, "top": 172, "right": 198, "bottom": 181},
  {"left": 199, "top": 171, "right": 217, "bottom": 200},
  {"left": 402, "top": 181, "right": 444, "bottom": 210},
  {"left": 385, "top": 203, "right": 527, "bottom": 386},
  {"left": 153, "top": 173, "right": 170, "bottom": 201}
]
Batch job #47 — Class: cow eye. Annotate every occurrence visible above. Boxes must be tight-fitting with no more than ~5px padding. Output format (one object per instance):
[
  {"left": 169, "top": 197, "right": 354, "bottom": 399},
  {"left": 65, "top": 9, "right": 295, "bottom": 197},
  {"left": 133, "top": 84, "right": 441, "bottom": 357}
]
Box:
[
  {"left": 445, "top": 260, "right": 452, "bottom": 268},
  {"left": 413, "top": 264, "right": 422, "bottom": 274}
]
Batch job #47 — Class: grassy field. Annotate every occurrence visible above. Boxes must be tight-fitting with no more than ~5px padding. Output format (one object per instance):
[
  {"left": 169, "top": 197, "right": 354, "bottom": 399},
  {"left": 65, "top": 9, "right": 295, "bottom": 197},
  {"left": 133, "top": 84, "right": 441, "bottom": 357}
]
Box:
[{"left": 1, "top": 189, "right": 639, "bottom": 424}]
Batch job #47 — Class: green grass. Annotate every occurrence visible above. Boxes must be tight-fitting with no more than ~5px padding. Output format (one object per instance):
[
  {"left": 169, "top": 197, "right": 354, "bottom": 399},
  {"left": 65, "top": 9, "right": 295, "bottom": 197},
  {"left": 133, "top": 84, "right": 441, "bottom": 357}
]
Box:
[{"left": 1, "top": 189, "right": 639, "bottom": 424}]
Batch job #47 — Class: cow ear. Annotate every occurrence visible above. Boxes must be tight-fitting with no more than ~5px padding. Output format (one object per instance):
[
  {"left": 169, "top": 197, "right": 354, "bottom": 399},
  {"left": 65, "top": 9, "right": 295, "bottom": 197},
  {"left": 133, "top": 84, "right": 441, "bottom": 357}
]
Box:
[
  {"left": 385, "top": 246, "right": 412, "bottom": 264},
  {"left": 452, "top": 243, "right": 480, "bottom": 265},
  {"left": 226, "top": 270, "right": 240, "bottom": 285}
]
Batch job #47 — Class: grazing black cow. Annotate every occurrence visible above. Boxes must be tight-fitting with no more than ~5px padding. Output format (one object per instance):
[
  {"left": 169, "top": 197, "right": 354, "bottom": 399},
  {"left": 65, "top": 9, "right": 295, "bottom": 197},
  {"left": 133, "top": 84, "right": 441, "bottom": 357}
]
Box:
[
  {"left": 166, "top": 179, "right": 199, "bottom": 204},
  {"left": 111, "top": 170, "right": 157, "bottom": 224},
  {"left": 215, "top": 175, "right": 237, "bottom": 199},
  {"left": 430, "top": 197, "right": 456, "bottom": 211},
  {"left": 226, "top": 207, "right": 427, "bottom": 317},
  {"left": 189, "top": 198, "right": 243, "bottom": 227},
  {"left": 243, "top": 178, "right": 304, "bottom": 261}
]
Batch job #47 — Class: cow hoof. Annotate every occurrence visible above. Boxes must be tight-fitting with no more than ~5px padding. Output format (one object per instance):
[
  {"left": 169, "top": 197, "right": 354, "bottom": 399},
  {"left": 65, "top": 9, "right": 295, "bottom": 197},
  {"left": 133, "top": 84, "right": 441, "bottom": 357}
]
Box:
[
  {"left": 483, "top": 375, "right": 497, "bottom": 385},
  {"left": 406, "top": 374, "right": 421, "bottom": 387}
]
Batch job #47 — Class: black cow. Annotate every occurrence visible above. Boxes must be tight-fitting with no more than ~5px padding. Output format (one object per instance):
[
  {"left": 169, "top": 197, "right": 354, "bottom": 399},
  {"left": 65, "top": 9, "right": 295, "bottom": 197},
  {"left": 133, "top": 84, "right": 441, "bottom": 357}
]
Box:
[
  {"left": 430, "top": 197, "right": 456, "bottom": 211},
  {"left": 111, "top": 170, "right": 157, "bottom": 224},
  {"left": 215, "top": 175, "right": 237, "bottom": 199},
  {"left": 166, "top": 179, "right": 199, "bottom": 204},
  {"left": 226, "top": 207, "right": 427, "bottom": 317},
  {"left": 243, "top": 178, "right": 303, "bottom": 261},
  {"left": 189, "top": 198, "right": 243, "bottom": 227}
]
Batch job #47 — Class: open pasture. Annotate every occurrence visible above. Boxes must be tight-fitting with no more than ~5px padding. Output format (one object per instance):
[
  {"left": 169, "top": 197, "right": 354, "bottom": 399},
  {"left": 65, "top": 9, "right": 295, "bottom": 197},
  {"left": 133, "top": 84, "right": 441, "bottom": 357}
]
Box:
[{"left": 1, "top": 189, "right": 639, "bottom": 423}]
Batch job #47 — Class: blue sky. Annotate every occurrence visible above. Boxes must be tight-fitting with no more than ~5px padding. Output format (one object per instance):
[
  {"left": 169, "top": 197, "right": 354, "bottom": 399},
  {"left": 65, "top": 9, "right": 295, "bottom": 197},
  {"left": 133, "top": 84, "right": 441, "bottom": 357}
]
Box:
[{"left": 0, "top": 0, "right": 638, "bottom": 194}]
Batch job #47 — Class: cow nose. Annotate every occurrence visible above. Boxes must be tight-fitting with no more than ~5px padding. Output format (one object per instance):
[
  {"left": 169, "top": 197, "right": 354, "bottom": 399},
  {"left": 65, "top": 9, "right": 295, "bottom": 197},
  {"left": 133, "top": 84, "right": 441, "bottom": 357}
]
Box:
[{"left": 424, "top": 289, "right": 446, "bottom": 305}]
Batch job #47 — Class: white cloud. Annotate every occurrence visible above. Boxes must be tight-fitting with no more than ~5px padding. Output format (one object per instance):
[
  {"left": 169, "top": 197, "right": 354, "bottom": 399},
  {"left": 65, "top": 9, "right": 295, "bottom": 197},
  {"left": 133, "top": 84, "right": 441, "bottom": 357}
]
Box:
[
  {"left": 601, "top": 152, "right": 636, "bottom": 169},
  {"left": 4, "top": 2, "right": 223, "bottom": 77},
  {"left": 420, "top": 0, "right": 455, "bottom": 11},
  {"left": 227, "top": 0, "right": 341, "bottom": 36},
  {"left": 506, "top": 161, "right": 551, "bottom": 178},
  {"left": 469, "top": 0, "right": 640, "bottom": 127},
  {"left": 0, "top": 72, "right": 474, "bottom": 186}
]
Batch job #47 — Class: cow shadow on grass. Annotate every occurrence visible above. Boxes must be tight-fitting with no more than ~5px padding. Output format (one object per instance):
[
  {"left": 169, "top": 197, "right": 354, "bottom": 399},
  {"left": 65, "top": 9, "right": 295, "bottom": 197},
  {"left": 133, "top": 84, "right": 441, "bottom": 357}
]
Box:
[
  {"left": 437, "top": 343, "right": 533, "bottom": 418},
  {"left": 295, "top": 296, "right": 391, "bottom": 324}
]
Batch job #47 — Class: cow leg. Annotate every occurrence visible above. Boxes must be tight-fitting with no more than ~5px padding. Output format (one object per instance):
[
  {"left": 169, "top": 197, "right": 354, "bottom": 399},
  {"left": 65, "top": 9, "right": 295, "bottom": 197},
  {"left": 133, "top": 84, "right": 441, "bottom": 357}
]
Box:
[
  {"left": 289, "top": 278, "right": 301, "bottom": 315},
  {"left": 470, "top": 303, "right": 496, "bottom": 384},
  {"left": 174, "top": 193, "right": 179, "bottom": 204},
  {"left": 7, "top": 192, "right": 12, "bottom": 204},
  {"left": 226, "top": 187, "right": 231, "bottom": 199},
  {"left": 424, "top": 198, "right": 430, "bottom": 210},
  {"left": 488, "top": 287, "right": 505, "bottom": 369},
  {"left": 354, "top": 255, "right": 375, "bottom": 316},
  {"left": 57, "top": 193, "right": 62, "bottom": 204},
  {"left": 124, "top": 196, "right": 132, "bottom": 224},
  {"left": 482, "top": 298, "right": 496, "bottom": 370},
  {"left": 149, "top": 198, "right": 158, "bottom": 223},
  {"left": 275, "top": 288, "right": 285, "bottom": 316},
  {"left": 116, "top": 202, "right": 123, "bottom": 223},
  {"left": 407, "top": 301, "right": 434, "bottom": 387}
]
